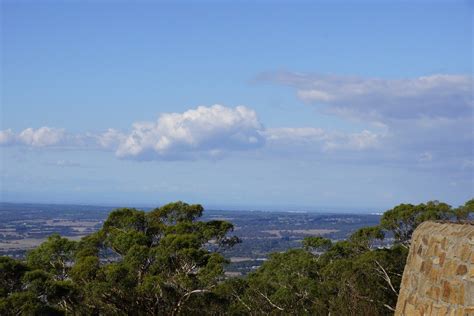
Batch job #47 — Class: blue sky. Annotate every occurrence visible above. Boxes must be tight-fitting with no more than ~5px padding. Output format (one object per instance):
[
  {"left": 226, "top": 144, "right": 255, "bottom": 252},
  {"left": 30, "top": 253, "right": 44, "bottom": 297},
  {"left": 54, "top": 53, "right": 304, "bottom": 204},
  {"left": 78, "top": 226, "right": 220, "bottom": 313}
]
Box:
[{"left": 1, "top": 0, "right": 473, "bottom": 211}]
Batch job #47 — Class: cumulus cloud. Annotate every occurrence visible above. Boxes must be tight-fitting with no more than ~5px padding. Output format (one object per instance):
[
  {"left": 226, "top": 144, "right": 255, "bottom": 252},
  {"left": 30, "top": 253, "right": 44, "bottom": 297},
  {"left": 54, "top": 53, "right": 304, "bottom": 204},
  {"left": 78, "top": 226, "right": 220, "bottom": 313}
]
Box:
[
  {"left": 0, "top": 105, "right": 389, "bottom": 161},
  {"left": 259, "top": 72, "right": 473, "bottom": 121},
  {"left": 0, "top": 127, "right": 113, "bottom": 150},
  {"left": 116, "top": 105, "right": 265, "bottom": 160},
  {"left": 96, "top": 129, "right": 127, "bottom": 150},
  {"left": 0, "top": 127, "right": 66, "bottom": 147},
  {"left": 18, "top": 127, "right": 66, "bottom": 146},
  {"left": 8, "top": 99, "right": 466, "bottom": 165}
]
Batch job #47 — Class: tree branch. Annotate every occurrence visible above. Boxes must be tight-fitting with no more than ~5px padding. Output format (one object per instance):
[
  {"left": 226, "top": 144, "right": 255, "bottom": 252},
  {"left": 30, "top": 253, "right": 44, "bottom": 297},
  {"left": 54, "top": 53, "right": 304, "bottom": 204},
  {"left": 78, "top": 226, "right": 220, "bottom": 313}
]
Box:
[
  {"left": 257, "top": 290, "right": 284, "bottom": 311},
  {"left": 374, "top": 260, "right": 398, "bottom": 296}
]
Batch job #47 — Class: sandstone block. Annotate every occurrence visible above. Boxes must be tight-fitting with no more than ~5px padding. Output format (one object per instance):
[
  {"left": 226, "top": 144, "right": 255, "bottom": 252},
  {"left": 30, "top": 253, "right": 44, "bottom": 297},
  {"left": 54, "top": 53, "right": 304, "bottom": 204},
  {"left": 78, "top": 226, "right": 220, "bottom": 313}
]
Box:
[
  {"left": 456, "top": 264, "right": 468, "bottom": 276},
  {"left": 395, "top": 222, "right": 474, "bottom": 316}
]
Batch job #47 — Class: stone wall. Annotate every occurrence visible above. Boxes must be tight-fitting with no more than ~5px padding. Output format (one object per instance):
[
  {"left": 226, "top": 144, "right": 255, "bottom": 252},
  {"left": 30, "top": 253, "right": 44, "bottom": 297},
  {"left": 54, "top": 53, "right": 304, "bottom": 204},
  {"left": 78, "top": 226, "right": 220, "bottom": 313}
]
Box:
[{"left": 395, "top": 221, "right": 474, "bottom": 315}]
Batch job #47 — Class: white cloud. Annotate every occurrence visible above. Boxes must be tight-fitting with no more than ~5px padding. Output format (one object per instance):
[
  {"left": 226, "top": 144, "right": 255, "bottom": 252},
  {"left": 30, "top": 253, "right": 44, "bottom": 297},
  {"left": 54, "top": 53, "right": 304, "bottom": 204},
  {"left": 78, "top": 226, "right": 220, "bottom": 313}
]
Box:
[
  {"left": 3, "top": 97, "right": 466, "bottom": 168},
  {"left": 264, "top": 127, "right": 381, "bottom": 152},
  {"left": 1, "top": 114, "right": 382, "bottom": 161},
  {"left": 264, "top": 127, "right": 327, "bottom": 143},
  {"left": 96, "top": 129, "right": 127, "bottom": 150},
  {"left": 462, "top": 159, "right": 474, "bottom": 169},
  {"left": 349, "top": 130, "right": 380, "bottom": 150},
  {"left": 260, "top": 72, "right": 473, "bottom": 121},
  {"left": 47, "top": 160, "right": 82, "bottom": 168},
  {"left": 324, "top": 130, "right": 380, "bottom": 151},
  {"left": 259, "top": 71, "right": 474, "bottom": 169},
  {"left": 0, "top": 127, "right": 67, "bottom": 147},
  {"left": 17, "top": 127, "right": 66, "bottom": 147},
  {"left": 115, "top": 105, "right": 265, "bottom": 160},
  {"left": 0, "top": 129, "right": 16, "bottom": 145},
  {"left": 0, "top": 127, "right": 127, "bottom": 151},
  {"left": 417, "top": 152, "right": 433, "bottom": 163}
]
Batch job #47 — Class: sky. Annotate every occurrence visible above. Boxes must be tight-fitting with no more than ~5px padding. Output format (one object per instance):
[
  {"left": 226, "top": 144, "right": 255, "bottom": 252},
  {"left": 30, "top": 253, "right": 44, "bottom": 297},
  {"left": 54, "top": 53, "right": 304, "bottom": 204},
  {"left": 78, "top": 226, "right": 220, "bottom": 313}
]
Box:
[{"left": 1, "top": 0, "right": 473, "bottom": 211}]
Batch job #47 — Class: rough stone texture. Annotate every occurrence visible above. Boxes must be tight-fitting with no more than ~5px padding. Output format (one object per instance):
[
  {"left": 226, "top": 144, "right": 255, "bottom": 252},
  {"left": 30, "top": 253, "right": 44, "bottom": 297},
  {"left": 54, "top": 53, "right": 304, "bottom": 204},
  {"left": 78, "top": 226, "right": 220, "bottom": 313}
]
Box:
[{"left": 395, "top": 221, "right": 474, "bottom": 316}]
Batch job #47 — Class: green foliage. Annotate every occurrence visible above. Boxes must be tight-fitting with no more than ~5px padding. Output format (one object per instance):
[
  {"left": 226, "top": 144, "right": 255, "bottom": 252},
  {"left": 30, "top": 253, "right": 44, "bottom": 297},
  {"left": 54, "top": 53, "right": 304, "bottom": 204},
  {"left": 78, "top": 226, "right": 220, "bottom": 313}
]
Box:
[
  {"left": 26, "top": 233, "right": 78, "bottom": 280},
  {"left": 244, "top": 249, "right": 322, "bottom": 314},
  {"left": 0, "top": 201, "right": 240, "bottom": 315},
  {"left": 380, "top": 200, "right": 453, "bottom": 246},
  {"left": 218, "top": 199, "right": 470, "bottom": 314},
  {"left": 217, "top": 236, "right": 408, "bottom": 315},
  {"left": 349, "top": 226, "right": 385, "bottom": 249},
  {"left": 302, "top": 236, "right": 332, "bottom": 252},
  {"left": 150, "top": 201, "right": 204, "bottom": 224},
  {"left": 319, "top": 245, "right": 408, "bottom": 315},
  {"left": 454, "top": 198, "right": 474, "bottom": 221},
  {"left": 0, "top": 291, "right": 64, "bottom": 316},
  {"left": 0, "top": 256, "right": 29, "bottom": 297},
  {"left": 78, "top": 201, "right": 240, "bottom": 315},
  {"left": 0, "top": 198, "right": 471, "bottom": 315}
]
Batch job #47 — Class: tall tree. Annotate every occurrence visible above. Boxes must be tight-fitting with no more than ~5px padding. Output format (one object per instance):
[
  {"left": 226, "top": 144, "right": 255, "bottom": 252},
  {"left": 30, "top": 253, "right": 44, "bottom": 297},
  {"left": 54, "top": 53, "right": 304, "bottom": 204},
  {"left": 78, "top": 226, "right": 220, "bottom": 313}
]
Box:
[{"left": 380, "top": 201, "right": 452, "bottom": 247}]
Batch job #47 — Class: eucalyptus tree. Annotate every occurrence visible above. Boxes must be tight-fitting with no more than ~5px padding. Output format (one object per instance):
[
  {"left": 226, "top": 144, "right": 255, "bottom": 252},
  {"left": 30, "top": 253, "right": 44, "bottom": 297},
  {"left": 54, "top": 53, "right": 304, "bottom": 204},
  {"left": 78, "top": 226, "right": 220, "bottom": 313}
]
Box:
[
  {"left": 380, "top": 200, "right": 452, "bottom": 247},
  {"left": 74, "top": 201, "right": 240, "bottom": 315}
]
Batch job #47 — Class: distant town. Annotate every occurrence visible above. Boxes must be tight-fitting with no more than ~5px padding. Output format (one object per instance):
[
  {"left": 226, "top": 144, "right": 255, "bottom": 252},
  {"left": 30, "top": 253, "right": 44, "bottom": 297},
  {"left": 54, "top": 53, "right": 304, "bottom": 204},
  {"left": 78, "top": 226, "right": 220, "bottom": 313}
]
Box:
[{"left": 0, "top": 202, "right": 384, "bottom": 274}]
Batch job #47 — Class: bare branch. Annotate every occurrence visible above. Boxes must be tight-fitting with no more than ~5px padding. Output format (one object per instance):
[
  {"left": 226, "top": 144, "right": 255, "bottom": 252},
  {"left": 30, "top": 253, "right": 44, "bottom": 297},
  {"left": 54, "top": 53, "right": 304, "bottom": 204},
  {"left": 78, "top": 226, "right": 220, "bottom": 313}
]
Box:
[
  {"left": 257, "top": 290, "right": 284, "bottom": 311},
  {"left": 374, "top": 260, "right": 398, "bottom": 296}
]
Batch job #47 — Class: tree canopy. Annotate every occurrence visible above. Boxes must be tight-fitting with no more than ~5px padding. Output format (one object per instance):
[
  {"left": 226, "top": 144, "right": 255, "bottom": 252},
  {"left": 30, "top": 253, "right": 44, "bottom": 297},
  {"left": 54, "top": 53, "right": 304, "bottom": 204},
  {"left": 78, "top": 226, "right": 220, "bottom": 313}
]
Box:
[{"left": 0, "top": 199, "right": 471, "bottom": 315}]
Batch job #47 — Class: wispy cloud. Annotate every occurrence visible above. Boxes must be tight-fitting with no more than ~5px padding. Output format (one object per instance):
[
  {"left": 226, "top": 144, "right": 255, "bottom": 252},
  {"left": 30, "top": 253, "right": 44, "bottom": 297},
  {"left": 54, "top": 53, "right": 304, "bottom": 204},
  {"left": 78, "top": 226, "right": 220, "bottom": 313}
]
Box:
[
  {"left": 0, "top": 127, "right": 121, "bottom": 151},
  {"left": 417, "top": 152, "right": 433, "bottom": 163},
  {"left": 45, "top": 160, "right": 82, "bottom": 168},
  {"left": 263, "top": 128, "right": 382, "bottom": 152},
  {"left": 258, "top": 71, "right": 474, "bottom": 169},
  {"left": 258, "top": 72, "right": 473, "bottom": 122}
]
